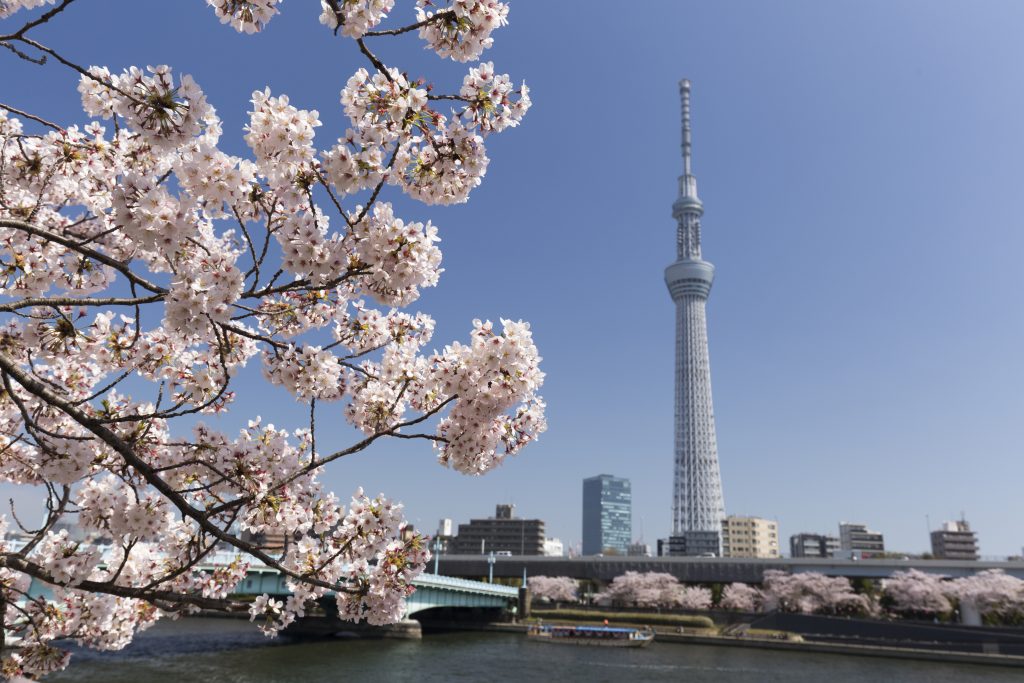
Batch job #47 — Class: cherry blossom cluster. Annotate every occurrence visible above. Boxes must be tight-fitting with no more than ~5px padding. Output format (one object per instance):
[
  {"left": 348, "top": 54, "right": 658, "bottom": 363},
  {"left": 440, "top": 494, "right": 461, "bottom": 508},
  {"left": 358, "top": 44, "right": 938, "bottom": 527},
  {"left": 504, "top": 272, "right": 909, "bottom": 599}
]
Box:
[
  {"left": 208, "top": 0, "right": 281, "bottom": 34},
  {"left": 719, "top": 582, "right": 762, "bottom": 612},
  {"left": 394, "top": 119, "right": 488, "bottom": 205},
  {"left": 527, "top": 575, "right": 578, "bottom": 603},
  {"left": 348, "top": 202, "right": 442, "bottom": 307},
  {"left": 432, "top": 319, "right": 546, "bottom": 474},
  {"left": 760, "top": 571, "right": 875, "bottom": 616},
  {"left": 341, "top": 67, "right": 429, "bottom": 136},
  {"left": 595, "top": 571, "right": 704, "bottom": 610},
  {"left": 264, "top": 344, "right": 346, "bottom": 400},
  {"left": 318, "top": 0, "right": 395, "bottom": 39},
  {"left": 458, "top": 61, "right": 530, "bottom": 133},
  {"left": 80, "top": 65, "right": 217, "bottom": 151},
  {"left": 416, "top": 0, "right": 509, "bottom": 62},
  {"left": 880, "top": 569, "right": 952, "bottom": 617},
  {"left": 0, "top": 0, "right": 538, "bottom": 676},
  {"left": 244, "top": 88, "right": 321, "bottom": 209},
  {"left": 246, "top": 488, "right": 427, "bottom": 634},
  {"left": 946, "top": 569, "right": 1024, "bottom": 621},
  {"left": 880, "top": 568, "right": 1024, "bottom": 622},
  {"left": 321, "top": 125, "right": 389, "bottom": 196},
  {"left": 0, "top": 0, "right": 56, "bottom": 20}
]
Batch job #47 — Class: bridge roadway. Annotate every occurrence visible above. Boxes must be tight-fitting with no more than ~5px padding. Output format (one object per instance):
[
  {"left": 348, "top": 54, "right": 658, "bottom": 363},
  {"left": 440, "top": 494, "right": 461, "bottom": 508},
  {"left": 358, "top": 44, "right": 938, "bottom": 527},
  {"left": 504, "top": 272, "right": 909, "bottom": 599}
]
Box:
[
  {"left": 431, "top": 554, "right": 1024, "bottom": 584},
  {"left": 25, "top": 553, "right": 520, "bottom": 618},
  {"left": 196, "top": 553, "right": 520, "bottom": 617}
]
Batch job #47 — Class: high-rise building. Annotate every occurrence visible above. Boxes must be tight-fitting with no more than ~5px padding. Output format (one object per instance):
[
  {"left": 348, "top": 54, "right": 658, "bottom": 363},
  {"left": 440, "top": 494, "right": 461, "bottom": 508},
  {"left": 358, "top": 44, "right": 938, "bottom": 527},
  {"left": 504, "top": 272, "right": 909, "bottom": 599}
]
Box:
[
  {"left": 721, "top": 516, "right": 780, "bottom": 559},
  {"left": 582, "top": 474, "right": 632, "bottom": 555},
  {"left": 450, "top": 504, "right": 545, "bottom": 555},
  {"left": 542, "top": 538, "right": 565, "bottom": 557},
  {"left": 931, "top": 519, "right": 979, "bottom": 560},
  {"left": 838, "top": 522, "right": 885, "bottom": 558},
  {"left": 790, "top": 532, "right": 841, "bottom": 558},
  {"left": 665, "top": 80, "right": 726, "bottom": 557},
  {"left": 627, "top": 541, "right": 652, "bottom": 557},
  {"left": 437, "top": 518, "right": 453, "bottom": 537}
]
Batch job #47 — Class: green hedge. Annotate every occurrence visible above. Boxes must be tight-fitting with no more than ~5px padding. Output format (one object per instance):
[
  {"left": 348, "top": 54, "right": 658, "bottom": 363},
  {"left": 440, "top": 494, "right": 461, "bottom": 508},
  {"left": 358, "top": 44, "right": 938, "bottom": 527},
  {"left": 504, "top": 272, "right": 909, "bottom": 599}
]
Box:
[{"left": 531, "top": 609, "right": 714, "bottom": 630}]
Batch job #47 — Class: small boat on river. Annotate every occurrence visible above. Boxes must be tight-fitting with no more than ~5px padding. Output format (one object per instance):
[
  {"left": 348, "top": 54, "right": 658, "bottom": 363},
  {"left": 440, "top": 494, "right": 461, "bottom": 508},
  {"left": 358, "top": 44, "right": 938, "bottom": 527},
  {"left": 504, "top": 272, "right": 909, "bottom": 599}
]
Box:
[{"left": 527, "top": 624, "right": 655, "bottom": 648}]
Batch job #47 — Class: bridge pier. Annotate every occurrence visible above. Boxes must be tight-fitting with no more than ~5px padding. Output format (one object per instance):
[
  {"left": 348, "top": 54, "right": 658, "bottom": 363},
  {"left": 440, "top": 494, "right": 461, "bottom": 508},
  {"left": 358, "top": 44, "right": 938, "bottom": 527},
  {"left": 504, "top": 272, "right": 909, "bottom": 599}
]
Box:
[{"left": 518, "top": 587, "right": 531, "bottom": 619}]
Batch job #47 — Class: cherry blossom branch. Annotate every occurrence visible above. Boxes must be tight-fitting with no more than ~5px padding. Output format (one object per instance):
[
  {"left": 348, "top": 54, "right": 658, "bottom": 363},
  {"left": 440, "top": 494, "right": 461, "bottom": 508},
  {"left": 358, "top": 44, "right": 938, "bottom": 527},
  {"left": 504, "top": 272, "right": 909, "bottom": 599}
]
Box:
[
  {"left": 0, "top": 294, "right": 162, "bottom": 313},
  {"left": 0, "top": 219, "right": 167, "bottom": 294},
  {"left": 363, "top": 11, "right": 455, "bottom": 37},
  {"left": 0, "top": 553, "right": 244, "bottom": 612},
  {"left": 356, "top": 37, "right": 391, "bottom": 79},
  {"left": 0, "top": 350, "right": 364, "bottom": 597},
  {"left": 0, "top": 101, "right": 62, "bottom": 131},
  {"left": 271, "top": 394, "right": 458, "bottom": 490},
  {"left": 0, "top": 0, "right": 79, "bottom": 41}
]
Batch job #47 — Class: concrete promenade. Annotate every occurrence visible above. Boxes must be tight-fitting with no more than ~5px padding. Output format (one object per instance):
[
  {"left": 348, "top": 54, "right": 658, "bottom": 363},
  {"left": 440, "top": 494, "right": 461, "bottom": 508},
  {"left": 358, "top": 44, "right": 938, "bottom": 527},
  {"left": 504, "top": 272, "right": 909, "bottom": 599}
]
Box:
[
  {"left": 472, "top": 622, "right": 1024, "bottom": 668},
  {"left": 434, "top": 554, "right": 1024, "bottom": 583}
]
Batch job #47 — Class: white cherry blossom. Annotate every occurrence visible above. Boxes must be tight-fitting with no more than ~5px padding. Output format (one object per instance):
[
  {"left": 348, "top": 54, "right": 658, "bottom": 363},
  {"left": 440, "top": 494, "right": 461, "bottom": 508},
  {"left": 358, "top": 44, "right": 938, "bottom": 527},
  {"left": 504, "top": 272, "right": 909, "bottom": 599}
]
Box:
[{"left": 0, "top": 1, "right": 537, "bottom": 676}]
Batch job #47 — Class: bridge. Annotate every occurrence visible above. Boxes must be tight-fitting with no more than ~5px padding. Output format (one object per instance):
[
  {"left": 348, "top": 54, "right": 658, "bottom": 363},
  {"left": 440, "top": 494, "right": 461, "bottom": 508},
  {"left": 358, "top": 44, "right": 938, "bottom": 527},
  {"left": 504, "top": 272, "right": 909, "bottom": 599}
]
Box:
[
  {"left": 199, "top": 554, "right": 519, "bottom": 617},
  {"left": 220, "top": 561, "right": 519, "bottom": 616},
  {"left": 430, "top": 554, "right": 1024, "bottom": 584},
  {"left": 24, "top": 552, "right": 521, "bottom": 619}
]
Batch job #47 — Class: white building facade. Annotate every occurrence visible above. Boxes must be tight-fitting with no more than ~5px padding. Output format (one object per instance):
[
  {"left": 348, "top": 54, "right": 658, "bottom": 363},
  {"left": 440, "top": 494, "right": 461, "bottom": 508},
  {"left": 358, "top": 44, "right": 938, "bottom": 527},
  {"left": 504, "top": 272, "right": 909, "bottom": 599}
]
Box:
[{"left": 721, "top": 516, "right": 780, "bottom": 559}]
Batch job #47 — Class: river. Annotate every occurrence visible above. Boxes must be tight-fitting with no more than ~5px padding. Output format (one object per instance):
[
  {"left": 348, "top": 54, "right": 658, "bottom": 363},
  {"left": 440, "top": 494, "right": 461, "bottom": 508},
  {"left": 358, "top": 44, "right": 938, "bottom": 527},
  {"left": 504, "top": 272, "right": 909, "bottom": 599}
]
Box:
[{"left": 47, "top": 618, "right": 1020, "bottom": 682}]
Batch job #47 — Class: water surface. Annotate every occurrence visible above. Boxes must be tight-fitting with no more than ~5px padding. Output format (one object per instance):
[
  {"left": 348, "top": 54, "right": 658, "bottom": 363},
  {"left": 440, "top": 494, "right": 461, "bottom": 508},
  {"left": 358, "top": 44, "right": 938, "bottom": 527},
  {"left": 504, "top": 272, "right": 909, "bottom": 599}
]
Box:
[{"left": 49, "top": 618, "right": 1022, "bottom": 682}]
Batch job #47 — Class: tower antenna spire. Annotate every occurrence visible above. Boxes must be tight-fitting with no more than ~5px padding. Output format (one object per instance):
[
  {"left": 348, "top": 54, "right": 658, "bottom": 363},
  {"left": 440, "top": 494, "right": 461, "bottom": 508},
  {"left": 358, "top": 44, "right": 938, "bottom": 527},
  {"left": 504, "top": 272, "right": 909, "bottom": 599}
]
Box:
[{"left": 680, "top": 79, "right": 693, "bottom": 176}]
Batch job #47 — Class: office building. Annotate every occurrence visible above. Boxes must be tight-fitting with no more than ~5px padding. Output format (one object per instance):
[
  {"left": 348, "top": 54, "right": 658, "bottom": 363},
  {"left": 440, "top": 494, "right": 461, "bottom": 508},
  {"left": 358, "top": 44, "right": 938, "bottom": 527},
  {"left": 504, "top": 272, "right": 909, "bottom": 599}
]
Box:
[
  {"left": 790, "top": 532, "right": 841, "bottom": 558},
  {"left": 582, "top": 474, "right": 632, "bottom": 555},
  {"left": 450, "top": 504, "right": 545, "bottom": 555},
  {"left": 839, "top": 522, "right": 885, "bottom": 558},
  {"left": 543, "top": 538, "right": 565, "bottom": 557},
  {"left": 721, "top": 516, "right": 780, "bottom": 559},
  {"left": 931, "top": 519, "right": 979, "bottom": 560}
]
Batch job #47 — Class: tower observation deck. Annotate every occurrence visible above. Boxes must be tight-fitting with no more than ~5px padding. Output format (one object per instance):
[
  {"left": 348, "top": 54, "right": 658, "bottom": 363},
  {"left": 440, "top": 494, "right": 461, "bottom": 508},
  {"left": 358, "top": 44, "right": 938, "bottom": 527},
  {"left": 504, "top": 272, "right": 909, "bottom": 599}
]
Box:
[{"left": 664, "top": 80, "right": 725, "bottom": 556}]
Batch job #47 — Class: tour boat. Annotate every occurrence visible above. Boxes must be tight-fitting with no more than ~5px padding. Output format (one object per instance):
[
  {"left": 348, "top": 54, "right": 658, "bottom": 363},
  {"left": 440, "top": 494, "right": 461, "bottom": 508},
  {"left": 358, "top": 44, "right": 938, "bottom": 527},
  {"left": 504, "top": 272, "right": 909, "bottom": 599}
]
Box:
[{"left": 527, "top": 624, "right": 655, "bottom": 648}]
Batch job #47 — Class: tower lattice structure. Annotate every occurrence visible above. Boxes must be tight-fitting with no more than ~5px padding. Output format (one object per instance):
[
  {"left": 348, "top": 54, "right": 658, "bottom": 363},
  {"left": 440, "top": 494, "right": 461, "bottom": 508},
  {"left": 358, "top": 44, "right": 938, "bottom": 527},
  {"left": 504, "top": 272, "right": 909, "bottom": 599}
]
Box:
[{"left": 664, "top": 80, "right": 726, "bottom": 556}]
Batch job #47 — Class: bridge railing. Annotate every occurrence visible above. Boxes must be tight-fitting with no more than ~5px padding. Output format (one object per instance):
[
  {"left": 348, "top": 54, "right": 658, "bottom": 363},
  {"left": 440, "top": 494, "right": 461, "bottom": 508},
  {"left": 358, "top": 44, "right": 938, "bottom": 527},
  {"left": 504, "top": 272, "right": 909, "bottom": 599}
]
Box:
[{"left": 413, "top": 573, "right": 519, "bottom": 595}]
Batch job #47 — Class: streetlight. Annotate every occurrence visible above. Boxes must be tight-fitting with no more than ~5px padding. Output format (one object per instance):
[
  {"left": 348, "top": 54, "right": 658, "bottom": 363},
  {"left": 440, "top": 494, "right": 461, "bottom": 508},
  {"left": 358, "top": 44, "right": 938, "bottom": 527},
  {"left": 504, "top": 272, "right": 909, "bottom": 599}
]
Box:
[
  {"left": 433, "top": 536, "right": 442, "bottom": 575},
  {"left": 488, "top": 551, "right": 496, "bottom": 583}
]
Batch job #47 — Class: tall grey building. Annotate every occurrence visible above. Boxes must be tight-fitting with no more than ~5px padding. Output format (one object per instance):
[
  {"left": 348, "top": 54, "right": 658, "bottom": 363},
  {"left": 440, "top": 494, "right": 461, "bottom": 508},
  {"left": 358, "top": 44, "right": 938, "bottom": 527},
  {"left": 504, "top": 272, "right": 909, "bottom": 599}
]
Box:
[
  {"left": 664, "top": 80, "right": 726, "bottom": 556},
  {"left": 930, "top": 519, "right": 979, "bottom": 560},
  {"left": 838, "top": 522, "right": 885, "bottom": 558},
  {"left": 582, "top": 475, "right": 632, "bottom": 555},
  {"left": 790, "top": 533, "right": 841, "bottom": 558}
]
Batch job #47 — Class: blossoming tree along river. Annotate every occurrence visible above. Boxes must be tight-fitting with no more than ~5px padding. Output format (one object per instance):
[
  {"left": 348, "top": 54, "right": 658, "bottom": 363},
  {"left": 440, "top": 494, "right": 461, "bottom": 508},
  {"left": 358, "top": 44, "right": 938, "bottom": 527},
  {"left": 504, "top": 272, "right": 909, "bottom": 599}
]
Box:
[
  {"left": 527, "top": 576, "right": 579, "bottom": 604},
  {"left": 0, "top": 0, "right": 544, "bottom": 677}
]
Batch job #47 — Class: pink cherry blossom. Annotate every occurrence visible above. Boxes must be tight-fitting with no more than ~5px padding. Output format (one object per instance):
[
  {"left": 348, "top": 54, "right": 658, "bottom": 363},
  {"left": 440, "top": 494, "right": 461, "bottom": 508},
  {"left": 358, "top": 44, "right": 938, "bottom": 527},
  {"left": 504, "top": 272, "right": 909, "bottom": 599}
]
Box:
[
  {"left": 527, "top": 576, "right": 578, "bottom": 603},
  {"left": 0, "top": 1, "right": 536, "bottom": 676}
]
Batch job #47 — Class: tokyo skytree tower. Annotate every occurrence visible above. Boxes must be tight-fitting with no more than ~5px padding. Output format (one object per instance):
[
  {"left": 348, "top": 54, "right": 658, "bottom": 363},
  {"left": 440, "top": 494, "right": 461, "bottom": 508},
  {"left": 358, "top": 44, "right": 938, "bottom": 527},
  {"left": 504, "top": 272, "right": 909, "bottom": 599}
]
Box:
[{"left": 664, "top": 80, "right": 726, "bottom": 556}]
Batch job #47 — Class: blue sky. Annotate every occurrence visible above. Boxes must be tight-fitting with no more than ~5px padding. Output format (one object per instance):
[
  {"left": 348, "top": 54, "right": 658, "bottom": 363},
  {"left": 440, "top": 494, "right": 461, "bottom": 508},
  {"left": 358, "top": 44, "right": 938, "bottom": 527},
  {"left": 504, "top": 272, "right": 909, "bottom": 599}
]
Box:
[{"left": 3, "top": 1, "right": 1023, "bottom": 556}]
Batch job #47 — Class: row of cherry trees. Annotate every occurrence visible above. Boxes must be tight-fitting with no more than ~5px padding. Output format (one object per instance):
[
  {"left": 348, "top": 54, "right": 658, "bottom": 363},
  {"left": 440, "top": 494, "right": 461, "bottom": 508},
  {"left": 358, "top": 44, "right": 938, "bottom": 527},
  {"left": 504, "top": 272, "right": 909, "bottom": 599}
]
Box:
[
  {"left": 529, "top": 569, "right": 1024, "bottom": 624},
  {"left": 0, "top": 0, "right": 543, "bottom": 678},
  {"left": 594, "top": 571, "right": 713, "bottom": 610}
]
